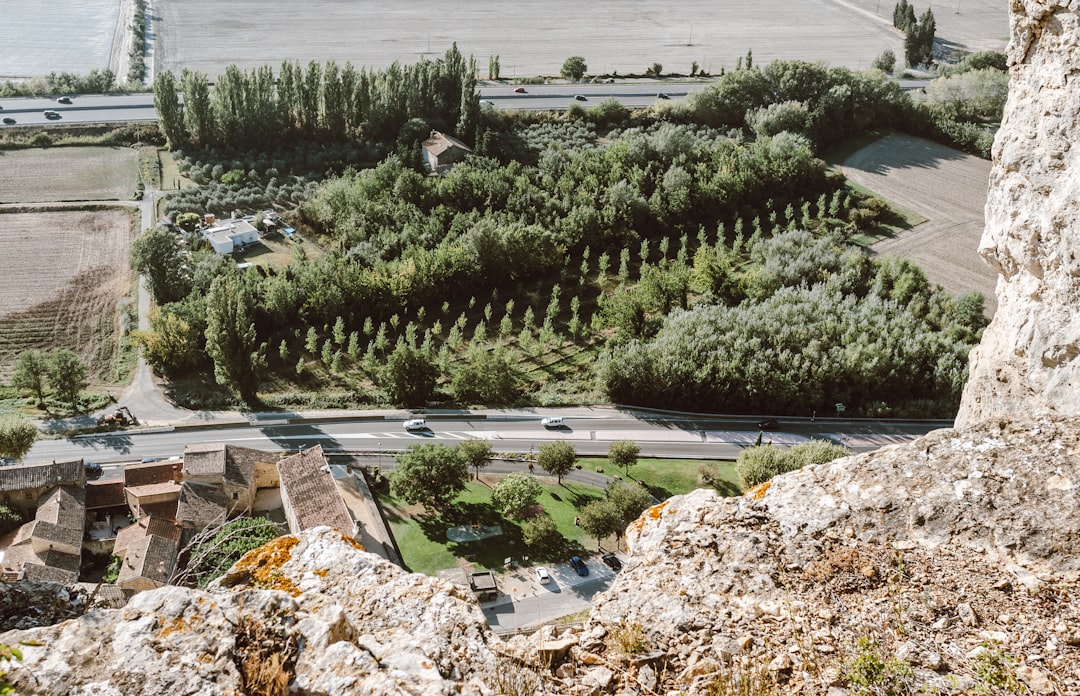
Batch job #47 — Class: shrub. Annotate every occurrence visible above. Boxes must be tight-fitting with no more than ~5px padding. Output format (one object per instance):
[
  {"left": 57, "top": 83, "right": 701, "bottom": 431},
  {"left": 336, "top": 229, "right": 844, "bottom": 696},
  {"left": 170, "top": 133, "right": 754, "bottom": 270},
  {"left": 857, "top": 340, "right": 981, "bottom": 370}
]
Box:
[{"left": 735, "top": 445, "right": 796, "bottom": 491}]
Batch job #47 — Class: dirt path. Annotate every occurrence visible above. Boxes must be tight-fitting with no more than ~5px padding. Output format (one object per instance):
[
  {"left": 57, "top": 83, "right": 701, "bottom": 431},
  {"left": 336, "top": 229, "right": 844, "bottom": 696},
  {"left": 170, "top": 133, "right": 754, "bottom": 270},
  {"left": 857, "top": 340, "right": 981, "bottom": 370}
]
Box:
[{"left": 837, "top": 133, "right": 997, "bottom": 315}]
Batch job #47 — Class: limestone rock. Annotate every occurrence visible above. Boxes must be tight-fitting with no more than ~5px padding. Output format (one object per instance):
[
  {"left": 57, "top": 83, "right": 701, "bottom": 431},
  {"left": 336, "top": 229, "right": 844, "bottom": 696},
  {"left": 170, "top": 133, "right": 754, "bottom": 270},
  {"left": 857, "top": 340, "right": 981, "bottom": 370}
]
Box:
[{"left": 957, "top": 0, "right": 1080, "bottom": 426}]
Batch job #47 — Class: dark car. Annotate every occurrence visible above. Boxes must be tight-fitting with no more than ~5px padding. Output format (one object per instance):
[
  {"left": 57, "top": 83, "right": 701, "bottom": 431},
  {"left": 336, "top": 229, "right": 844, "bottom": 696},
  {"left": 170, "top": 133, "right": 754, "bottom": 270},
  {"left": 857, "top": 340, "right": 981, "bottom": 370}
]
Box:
[
  {"left": 1, "top": 117, "right": 14, "bottom": 125},
  {"left": 43, "top": 110, "right": 60, "bottom": 119},
  {"left": 57, "top": 96, "right": 72, "bottom": 104},
  {"left": 573, "top": 94, "right": 587, "bottom": 101},
  {"left": 85, "top": 462, "right": 102, "bottom": 478},
  {"left": 601, "top": 552, "right": 622, "bottom": 571},
  {"left": 656, "top": 92, "right": 670, "bottom": 100},
  {"left": 757, "top": 419, "right": 779, "bottom": 431},
  {"left": 569, "top": 556, "right": 589, "bottom": 576},
  {"left": 514, "top": 86, "right": 526, "bottom": 93}
]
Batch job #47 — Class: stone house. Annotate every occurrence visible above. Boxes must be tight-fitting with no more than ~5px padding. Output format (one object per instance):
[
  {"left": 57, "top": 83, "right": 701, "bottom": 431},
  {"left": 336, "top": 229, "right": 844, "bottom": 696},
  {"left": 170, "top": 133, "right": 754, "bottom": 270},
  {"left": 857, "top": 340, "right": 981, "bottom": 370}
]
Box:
[
  {"left": 421, "top": 130, "right": 472, "bottom": 176},
  {"left": 277, "top": 446, "right": 355, "bottom": 535},
  {"left": 0, "top": 460, "right": 84, "bottom": 513},
  {"left": 116, "top": 533, "right": 179, "bottom": 593},
  {"left": 2, "top": 485, "right": 85, "bottom": 584}
]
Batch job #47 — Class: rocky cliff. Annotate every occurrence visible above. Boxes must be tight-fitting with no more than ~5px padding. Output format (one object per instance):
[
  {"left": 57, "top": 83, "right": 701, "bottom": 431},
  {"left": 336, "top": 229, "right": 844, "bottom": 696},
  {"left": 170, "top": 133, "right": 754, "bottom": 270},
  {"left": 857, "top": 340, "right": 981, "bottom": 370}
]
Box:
[{"left": 956, "top": 0, "right": 1080, "bottom": 426}]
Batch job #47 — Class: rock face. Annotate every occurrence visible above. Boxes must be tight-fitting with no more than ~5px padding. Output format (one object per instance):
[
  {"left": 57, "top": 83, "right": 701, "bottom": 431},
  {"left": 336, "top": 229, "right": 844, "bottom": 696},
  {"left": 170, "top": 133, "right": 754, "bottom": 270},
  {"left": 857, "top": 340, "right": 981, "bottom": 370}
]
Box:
[{"left": 956, "top": 0, "right": 1080, "bottom": 426}]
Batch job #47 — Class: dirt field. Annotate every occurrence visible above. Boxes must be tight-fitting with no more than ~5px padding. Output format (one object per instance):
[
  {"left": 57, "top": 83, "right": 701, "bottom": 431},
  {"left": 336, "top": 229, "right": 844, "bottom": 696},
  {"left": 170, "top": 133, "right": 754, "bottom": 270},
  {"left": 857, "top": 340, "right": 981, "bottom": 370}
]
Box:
[
  {"left": 0, "top": 209, "right": 137, "bottom": 382},
  {"left": 837, "top": 133, "right": 996, "bottom": 313},
  {"left": 834, "top": 0, "right": 1009, "bottom": 56},
  {"left": 0, "top": 0, "right": 130, "bottom": 80},
  {"left": 0, "top": 147, "right": 139, "bottom": 204},
  {"left": 156, "top": 0, "right": 911, "bottom": 79}
]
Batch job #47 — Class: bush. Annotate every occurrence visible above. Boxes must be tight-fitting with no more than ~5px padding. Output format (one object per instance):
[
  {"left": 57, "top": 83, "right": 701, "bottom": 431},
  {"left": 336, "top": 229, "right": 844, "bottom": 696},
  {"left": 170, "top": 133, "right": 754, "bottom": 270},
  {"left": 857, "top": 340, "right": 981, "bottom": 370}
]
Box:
[
  {"left": 871, "top": 50, "right": 897, "bottom": 73},
  {"left": 736, "top": 445, "right": 796, "bottom": 491},
  {"left": 0, "top": 504, "right": 22, "bottom": 536}
]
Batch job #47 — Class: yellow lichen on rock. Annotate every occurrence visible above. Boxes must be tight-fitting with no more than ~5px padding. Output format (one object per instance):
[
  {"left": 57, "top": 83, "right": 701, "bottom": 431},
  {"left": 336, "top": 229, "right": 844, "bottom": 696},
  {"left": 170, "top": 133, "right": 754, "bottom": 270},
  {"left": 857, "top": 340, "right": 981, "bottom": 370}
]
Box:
[{"left": 231, "top": 536, "right": 302, "bottom": 596}]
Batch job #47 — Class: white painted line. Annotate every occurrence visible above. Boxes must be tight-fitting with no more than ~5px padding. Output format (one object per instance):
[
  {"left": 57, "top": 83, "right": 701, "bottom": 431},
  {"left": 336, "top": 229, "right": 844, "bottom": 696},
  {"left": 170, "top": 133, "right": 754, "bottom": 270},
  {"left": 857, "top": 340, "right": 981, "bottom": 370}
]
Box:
[{"left": 703, "top": 431, "right": 813, "bottom": 445}]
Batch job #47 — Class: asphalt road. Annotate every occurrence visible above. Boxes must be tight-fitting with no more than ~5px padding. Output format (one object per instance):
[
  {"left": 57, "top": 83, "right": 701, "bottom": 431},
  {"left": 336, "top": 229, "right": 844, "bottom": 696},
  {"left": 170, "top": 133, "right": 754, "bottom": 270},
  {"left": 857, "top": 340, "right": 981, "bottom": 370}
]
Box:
[{"left": 27, "top": 411, "right": 950, "bottom": 464}]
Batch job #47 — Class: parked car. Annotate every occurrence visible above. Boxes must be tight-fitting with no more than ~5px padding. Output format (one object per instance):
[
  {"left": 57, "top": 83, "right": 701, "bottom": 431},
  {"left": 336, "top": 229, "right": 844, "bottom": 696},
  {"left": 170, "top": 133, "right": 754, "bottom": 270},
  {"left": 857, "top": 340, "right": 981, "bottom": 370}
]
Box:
[
  {"left": 514, "top": 86, "right": 526, "bottom": 93},
  {"left": 57, "top": 96, "right": 72, "bottom": 104},
  {"left": 404, "top": 418, "right": 427, "bottom": 431},
  {"left": 541, "top": 416, "right": 564, "bottom": 428},
  {"left": 573, "top": 94, "right": 587, "bottom": 101},
  {"left": 1, "top": 118, "right": 14, "bottom": 125},
  {"left": 757, "top": 419, "right": 779, "bottom": 431},
  {"left": 601, "top": 552, "right": 623, "bottom": 571},
  {"left": 569, "top": 556, "right": 589, "bottom": 576},
  {"left": 535, "top": 566, "right": 551, "bottom": 584},
  {"left": 43, "top": 110, "right": 60, "bottom": 119}
]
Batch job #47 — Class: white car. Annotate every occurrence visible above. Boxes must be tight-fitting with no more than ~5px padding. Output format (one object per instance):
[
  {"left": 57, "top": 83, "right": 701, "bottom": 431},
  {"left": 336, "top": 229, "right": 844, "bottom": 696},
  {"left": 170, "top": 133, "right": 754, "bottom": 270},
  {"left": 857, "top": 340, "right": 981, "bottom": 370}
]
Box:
[
  {"left": 403, "top": 418, "right": 427, "bottom": 431},
  {"left": 541, "top": 416, "right": 564, "bottom": 428},
  {"left": 535, "top": 567, "right": 551, "bottom": 584}
]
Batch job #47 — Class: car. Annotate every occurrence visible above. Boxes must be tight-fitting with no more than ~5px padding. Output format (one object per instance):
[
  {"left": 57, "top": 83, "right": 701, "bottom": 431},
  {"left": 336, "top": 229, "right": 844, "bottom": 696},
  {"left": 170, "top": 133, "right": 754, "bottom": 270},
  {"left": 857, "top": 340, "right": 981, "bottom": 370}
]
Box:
[
  {"left": 514, "top": 86, "right": 526, "bottom": 93},
  {"left": 573, "top": 94, "right": 587, "bottom": 101},
  {"left": 541, "top": 416, "right": 564, "bottom": 428},
  {"left": 404, "top": 418, "right": 427, "bottom": 431},
  {"left": 85, "top": 462, "right": 102, "bottom": 478},
  {"left": 140, "top": 457, "right": 161, "bottom": 464},
  {"left": 2, "top": 118, "right": 14, "bottom": 125},
  {"left": 569, "top": 556, "right": 589, "bottom": 576},
  {"left": 757, "top": 419, "right": 779, "bottom": 431},
  {"left": 57, "top": 96, "right": 72, "bottom": 104},
  {"left": 601, "top": 552, "right": 623, "bottom": 571},
  {"left": 43, "top": 110, "right": 61, "bottom": 119},
  {"left": 535, "top": 566, "right": 551, "bottom": 584},
  {"left": 656, "top": 92, "right": 671, "bottom": 100}
]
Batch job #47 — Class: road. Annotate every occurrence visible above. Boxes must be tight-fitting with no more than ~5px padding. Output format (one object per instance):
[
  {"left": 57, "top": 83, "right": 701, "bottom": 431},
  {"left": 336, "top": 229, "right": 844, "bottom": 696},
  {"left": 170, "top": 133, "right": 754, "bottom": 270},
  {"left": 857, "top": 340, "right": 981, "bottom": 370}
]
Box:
[
  {"left": 0, "top": 78, "right": 931, "bottom": 126},
  {"left": 27, "top": 410, "right": 950, "bottom": 464}
]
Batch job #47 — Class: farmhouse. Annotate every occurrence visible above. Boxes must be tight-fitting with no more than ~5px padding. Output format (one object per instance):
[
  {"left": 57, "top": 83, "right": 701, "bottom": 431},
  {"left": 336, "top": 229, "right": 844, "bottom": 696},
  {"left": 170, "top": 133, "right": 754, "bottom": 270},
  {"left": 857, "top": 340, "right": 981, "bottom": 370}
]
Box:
[
  {"left": 421, "top": 130, "right": 472, "bottom": 176},
  {"left": 202, "top": 217, "right": 259, "bottom": 254},
  {"left": 277, "top": 446, "right": 355, "bottom": 535}
]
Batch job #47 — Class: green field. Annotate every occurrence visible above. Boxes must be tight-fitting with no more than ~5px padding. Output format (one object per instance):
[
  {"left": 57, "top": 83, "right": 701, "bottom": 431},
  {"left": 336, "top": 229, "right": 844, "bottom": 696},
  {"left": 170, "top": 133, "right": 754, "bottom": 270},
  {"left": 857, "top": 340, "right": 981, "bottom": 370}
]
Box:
[{"left": 0, "top": 146, "right": 139, "bottom": 203}]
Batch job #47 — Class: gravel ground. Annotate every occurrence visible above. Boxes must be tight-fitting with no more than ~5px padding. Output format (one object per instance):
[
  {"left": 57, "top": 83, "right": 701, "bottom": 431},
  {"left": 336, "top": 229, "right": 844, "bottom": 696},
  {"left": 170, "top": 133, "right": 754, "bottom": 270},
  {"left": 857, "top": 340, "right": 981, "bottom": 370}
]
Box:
[
  {"left": 0, "top": 0, "right": 127, "bottom": 80},
  {"left": 838, "top": 133, "right": 996, "bottom": 314},
  {"left": 155, "top": 0, "right": 908, "bottom": 78}
]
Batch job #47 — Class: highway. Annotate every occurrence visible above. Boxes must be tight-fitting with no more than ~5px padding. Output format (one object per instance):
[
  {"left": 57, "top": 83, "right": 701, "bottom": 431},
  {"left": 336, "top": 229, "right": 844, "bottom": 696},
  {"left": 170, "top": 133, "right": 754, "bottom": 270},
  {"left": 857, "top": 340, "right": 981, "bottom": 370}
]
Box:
[
  {"left": 26, "top": 410, "right": 950, "bottom": 465},
  {"left": 0, "top": 78, "right": 930, "bottom": 126}
]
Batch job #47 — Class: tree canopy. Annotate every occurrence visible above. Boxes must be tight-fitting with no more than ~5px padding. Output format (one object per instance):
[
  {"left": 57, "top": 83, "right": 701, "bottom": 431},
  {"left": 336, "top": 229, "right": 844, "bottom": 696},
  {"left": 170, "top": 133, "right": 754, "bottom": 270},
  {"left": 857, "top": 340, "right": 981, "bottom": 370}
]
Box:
[
  {"left": 0, "top": 418, "right": 38, "bottom": 462},
  {"left": 391, "top": 444, "right": 469, "bottom": 509},
  {"left": 458, "top": 439, "right": 494, "bottom": 479},
  {"left": 537, "top": 440, "right": 576, "bottom": 483},
  {"left": 177, "top": 518, "right": 280, "bottom": 588},
  {"left": 608, "top": 440, "right": 641, "bottom": 475},
  {"left": 491, "top": 472, "right": 543, "bottom": 518}
]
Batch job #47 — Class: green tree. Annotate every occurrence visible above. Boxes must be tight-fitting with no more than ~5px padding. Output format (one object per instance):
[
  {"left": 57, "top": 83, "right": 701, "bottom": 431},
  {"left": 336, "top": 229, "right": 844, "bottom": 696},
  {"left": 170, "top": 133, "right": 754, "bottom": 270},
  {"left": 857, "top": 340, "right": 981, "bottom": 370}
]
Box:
[
  {"left": 0, "top": 504, "right": 24, "bottom": 536},
  {"left": 131, "top": 227, "right": 191, "bottom": 305},
  {"left": 458, "top": 438, "right": 494, "bottom": 479},
  {"left": 488, "top": 54, "right": 501, "bottom": 80},
  {"left": 522, "top": 514, "right": 561, "bottom": 552},
  {"left": 578, "top": 499, "right": 622, "bottom": 550},
  {"left": 561, "top": 56, "right": 588, "bottom": 81},
  {"left": 537, "top": 440, "right": 576, "bottom": 484},
  {"left": 451, "top": 348, "right": 519, "bottom": 405},
  {"left": 605, "top": 481, "right": 653, "bottom": 528},
  {"left": 133, "top": 307, "right": 203, "bottom": 378},
  {"left": 48, "top": 349, "right": 88, "bottom": 413},
  {"left": 391, "top": 444, "right": 469, "bottom": 509},
  {"left": 11, "top": 350, "right": 49, "bottom": 408},
  {"left": 204, "top": 272, "right": 267, "bottom": 404},
  {"left": 871, "top": 49, "right": 897, "bottom": 73},
  {"left": 381, "top": 344, "right": 438, "bottom": 407},
  {"left": 608, "top": 440, "right": 641, "bottom": 476},
  {"left": 153, "top": 70, "right": 185, "bottom": 148},
  {"left": 0, "top": 417, "right": 38, "bottom": 462},
  {"left": 176, "top": 518, "right": 280, "bottom": 588},
  {"left": 491, "top": 472, "right": 543, "bottom": 518}
]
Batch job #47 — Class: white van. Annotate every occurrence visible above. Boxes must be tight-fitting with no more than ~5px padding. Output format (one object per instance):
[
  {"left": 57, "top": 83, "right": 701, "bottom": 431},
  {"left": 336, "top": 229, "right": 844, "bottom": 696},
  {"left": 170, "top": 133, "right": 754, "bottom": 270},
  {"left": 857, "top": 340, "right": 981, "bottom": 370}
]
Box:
[{"left": 404, "top": 418, "right": 427, "bottom": 431}]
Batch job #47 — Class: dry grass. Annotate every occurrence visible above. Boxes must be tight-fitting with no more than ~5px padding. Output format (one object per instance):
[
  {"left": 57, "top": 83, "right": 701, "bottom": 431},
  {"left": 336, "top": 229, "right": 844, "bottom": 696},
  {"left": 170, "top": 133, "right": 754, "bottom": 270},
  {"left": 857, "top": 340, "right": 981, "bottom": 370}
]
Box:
[
  {"left": 0, "top": 147, "right": 139, "bottom": 204},
  {"left": 0, "top": 209, "right": 137, "bottom": 382},
  {"left": 0, "top": 0, "right": 127, "bottom": 79}
]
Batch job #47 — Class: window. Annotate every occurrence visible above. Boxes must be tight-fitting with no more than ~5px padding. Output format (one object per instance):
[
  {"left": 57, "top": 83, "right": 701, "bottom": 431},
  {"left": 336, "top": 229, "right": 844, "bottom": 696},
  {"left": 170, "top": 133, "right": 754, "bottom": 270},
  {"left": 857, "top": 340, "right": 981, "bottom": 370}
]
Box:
[{"left": 232, "top": 492, "right": 239, "bottom": 500}]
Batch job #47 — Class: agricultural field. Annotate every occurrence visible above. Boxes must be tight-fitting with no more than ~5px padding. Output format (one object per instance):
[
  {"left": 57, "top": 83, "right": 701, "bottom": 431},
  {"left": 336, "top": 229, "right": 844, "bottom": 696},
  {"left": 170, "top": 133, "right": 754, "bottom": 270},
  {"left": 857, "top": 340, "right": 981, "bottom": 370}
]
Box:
[
  {"left": 836, "top": 133, "right": 996, "bottom": 313},
  {"left": 157, "top": 0, "right": 909, "bottom": 79},
  {"left": 0, "top": 209, "right": 137, "bottom": 383},
  {"left": 0, "top": 0, "right": 130, "bottom": 80},
  {"left": 0, "top": 147, "right": 140, "bottom": 204}
]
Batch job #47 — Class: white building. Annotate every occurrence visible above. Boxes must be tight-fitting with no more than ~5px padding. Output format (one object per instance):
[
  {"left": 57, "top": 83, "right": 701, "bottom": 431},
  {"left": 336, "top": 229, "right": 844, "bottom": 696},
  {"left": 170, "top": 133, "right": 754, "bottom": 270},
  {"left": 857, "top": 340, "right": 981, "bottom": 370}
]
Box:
[{"left": 203, "top": 218, "right": 259, "bottom": 255}]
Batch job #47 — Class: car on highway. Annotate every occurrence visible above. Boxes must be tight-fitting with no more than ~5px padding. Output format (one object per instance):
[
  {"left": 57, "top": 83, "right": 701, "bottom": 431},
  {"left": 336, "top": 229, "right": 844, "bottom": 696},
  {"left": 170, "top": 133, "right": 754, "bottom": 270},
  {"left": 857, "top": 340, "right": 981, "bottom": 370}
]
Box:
[
  {"left": 573, "top": 94, "right": 587, "bottom": 101},
  {"left": 757, "top": 419, "right": 779, "bottom": 431},
  {"left": 514, "top": 86, "right": 526, "bottom": 93},
  {"left": 569, "top": 556, "right": 589, "bottom": 576},
  {"left": 85, "top": 462, "right": 102, "bottom": 478},
  {"left": 1, "top": 118, "right": 14, "bottom": 125},
  {"left": 541, "top": 416, "right": 564, "bottom": 428},
  {"left": 535, "top": 566, "right": 551, "bottom": 584},
  {"left": 656, "top": 92, "right": 670, "bottom": 100},
  {"left": 57, "top": 96, "right": 72, "bottom": 104},
  {"left": 601, "top": 552, "right": 622, "bottom": 571},
  {"left": 404, "top": 418, "right": 427, "bottom": 431},
  {"left": 43, "top": 110, "right": 61, "bottom": 119}
]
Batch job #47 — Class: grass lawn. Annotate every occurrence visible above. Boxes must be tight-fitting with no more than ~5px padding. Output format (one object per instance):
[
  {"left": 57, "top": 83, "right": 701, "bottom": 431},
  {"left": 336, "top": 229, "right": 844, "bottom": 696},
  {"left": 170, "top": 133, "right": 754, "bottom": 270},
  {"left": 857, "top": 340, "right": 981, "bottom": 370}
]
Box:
[
  {"left": 375, "top": 459, "right": 740, "bottom": 576},
  {"left": 376, "top": 477, "right": 605, "bottom": 576}
]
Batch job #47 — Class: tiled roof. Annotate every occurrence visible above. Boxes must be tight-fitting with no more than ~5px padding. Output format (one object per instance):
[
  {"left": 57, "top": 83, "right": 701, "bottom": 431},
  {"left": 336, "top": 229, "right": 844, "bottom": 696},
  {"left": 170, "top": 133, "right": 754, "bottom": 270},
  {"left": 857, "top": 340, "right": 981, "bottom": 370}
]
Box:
[
  {"left": 21, "top": 560, "right": 78, "bottom": 584},
  {"left": 175, "top": 482, "right": 228, "bottom": 529},
  {"left": 75, "top": 582, "right": 130, "bottom": 609},
  {"left": 224, "top": 445, "right": 264, "bottom": 489},
  {"left": 126, "top": 481, "right": 182, "bottom": 499},
  {"left": 183, "top": 443, "right": 226, "bottom": 478},
  {"left": 115, "top": 516, "right": 182, "bottom": 556},
  {"left": 117, "top": 534, "right": 178, "bottom": 586},
  {"left": 35, "top": 485, "right": 85, "bottom": 532},
  {"left": 422, "top": 131, "right": 472, "bottom": 157},
  {"left": 86, "top": 480, "right": 126, "bottom": 509},
  {"left": 0, "top": 460, "right": 82, "bottom": 492},
  {"left": 123, "top": 461, "right": 182, "bottom": 488},
  {"left": 277, "top": 446, "right": 354, "bottom": 533}
]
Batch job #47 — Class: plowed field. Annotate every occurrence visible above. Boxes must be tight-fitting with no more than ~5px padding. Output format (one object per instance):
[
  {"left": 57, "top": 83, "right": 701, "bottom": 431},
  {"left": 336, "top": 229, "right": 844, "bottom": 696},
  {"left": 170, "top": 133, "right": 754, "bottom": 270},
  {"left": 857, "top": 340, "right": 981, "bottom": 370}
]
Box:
[
  {"left": 0, "top": 209, "right": 136, "bottom": 381},
  {"left": 0, "top": 147, "right": 139, "bottom": 204}
]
